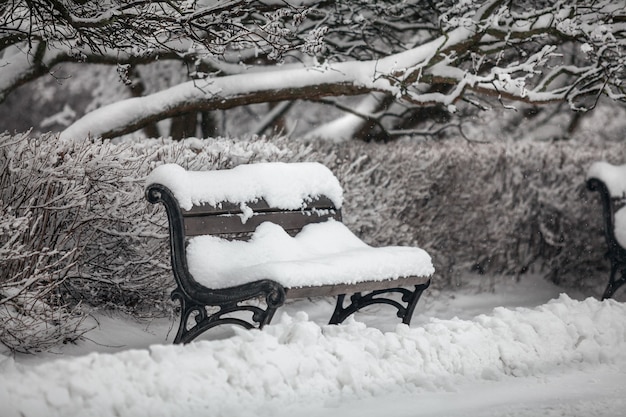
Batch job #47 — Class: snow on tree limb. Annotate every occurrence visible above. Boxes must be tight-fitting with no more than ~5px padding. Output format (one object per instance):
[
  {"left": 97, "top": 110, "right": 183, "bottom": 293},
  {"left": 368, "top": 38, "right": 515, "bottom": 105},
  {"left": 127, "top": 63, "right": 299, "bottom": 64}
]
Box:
[{"left": 59, "top": 26, "right": 477, "bottom": 140}]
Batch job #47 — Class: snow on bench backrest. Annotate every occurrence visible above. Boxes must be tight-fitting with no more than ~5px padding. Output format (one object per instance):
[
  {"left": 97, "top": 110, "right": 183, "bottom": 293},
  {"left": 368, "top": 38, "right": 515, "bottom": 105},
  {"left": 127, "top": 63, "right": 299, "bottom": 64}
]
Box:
[
  {"left": 587, "top": 161, "right": 626, "bottom": 198},
  {"left": 146, "top": 162, "right": 344, "bottom": 211}
]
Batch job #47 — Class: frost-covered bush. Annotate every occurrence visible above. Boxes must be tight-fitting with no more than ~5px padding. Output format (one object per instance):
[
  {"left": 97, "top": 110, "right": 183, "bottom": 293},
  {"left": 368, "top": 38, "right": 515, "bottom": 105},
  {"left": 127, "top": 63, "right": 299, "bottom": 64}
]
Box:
[
  {"left": 1, "top": 131, "right": 622, "bottom": 351},
  {"left": 0, "top": 132, "right": 295, "bottom": 352}
]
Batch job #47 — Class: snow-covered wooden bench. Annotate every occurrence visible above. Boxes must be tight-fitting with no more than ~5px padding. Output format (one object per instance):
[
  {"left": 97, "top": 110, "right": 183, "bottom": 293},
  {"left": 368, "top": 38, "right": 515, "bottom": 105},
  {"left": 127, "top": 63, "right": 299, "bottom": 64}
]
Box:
[
  {"left": 587, "top": 162, "right": 626, "bottom": 299},
  {"left": 145, "top": 162, "right": 434, "bottom": 343}
]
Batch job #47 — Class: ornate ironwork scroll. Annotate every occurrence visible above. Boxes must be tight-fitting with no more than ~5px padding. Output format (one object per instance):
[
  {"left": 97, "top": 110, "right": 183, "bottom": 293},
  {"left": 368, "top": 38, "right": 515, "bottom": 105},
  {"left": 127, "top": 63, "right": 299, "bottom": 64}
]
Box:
[{"left": 329, "top": 281, "right": 430, "bottom": 325}]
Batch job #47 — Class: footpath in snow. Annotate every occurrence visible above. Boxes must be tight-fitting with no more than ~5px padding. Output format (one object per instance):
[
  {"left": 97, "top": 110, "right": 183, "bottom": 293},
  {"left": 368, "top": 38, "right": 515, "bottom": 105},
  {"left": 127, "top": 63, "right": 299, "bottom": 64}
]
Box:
[{"left": 1, "top": 275, "right": 626, "bottom": 417}]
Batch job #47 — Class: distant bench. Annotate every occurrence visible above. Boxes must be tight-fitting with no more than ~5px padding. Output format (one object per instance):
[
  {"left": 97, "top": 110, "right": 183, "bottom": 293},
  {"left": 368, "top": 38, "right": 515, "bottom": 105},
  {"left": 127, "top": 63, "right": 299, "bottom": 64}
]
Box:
[
  {"left": 146, "top": 162, "right": 434, "bottom": 343},
  {"left": 587, "top": 161, "right": 626, "bottom": 299}
]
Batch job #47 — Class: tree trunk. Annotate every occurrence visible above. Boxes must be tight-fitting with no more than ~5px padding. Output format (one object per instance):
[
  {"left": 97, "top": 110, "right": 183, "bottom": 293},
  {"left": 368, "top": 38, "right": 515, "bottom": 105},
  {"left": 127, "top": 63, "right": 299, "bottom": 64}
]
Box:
[
  {"left": 128, "top": 67, "right": 160, "bottom": 138},
  {"left": 200, "top": 111, "right": 218, "bottom": 138},
  {"left": 169, "top": 113, "right": 198, "bottom": 140}
]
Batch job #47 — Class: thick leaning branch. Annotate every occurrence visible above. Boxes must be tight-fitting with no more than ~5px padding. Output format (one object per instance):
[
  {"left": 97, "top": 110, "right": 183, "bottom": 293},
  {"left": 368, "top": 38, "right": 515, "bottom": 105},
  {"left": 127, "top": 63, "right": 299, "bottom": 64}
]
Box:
[
  {"left": 59, "top": 66, "right": 371, "bottom": 140},
  {"left": 59, "top": 26, "right": 478, "bottom": 140},
  {"left": 55, "top": 20, "right": 565, "bottom": 140}
]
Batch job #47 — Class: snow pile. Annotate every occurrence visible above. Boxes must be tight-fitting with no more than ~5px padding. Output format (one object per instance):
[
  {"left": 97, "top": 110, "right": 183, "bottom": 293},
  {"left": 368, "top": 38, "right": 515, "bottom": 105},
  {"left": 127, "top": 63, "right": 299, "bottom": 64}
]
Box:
[
  {"left": 1, "top": 295, "right": 625, "bottom": 417},
  {"left": 187, "top": 220, "right": 434, "bottom": 288},
  {"left": 145, "top": 162, "right": 344, "bottom": 211}
]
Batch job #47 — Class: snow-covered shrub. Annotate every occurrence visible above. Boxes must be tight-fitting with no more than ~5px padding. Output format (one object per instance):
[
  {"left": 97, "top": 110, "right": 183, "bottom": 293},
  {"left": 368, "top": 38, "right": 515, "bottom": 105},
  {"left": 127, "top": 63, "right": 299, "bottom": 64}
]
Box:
[
  {"left": 1, "top": 132, "right": 88, "bottom": 352},
  {"left": 0, "top": 132, "right": 300, "bottom": 352}
]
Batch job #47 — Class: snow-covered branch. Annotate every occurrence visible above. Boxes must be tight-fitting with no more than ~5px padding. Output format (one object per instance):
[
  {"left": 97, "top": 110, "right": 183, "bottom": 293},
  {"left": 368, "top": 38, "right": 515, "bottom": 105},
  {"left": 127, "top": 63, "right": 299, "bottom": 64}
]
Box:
[
  {"left": 62, "top": 0, "right": 626, "bottom": 140},
  {"left": 2, "top": 0, "right": 625, "bottom": 140}
]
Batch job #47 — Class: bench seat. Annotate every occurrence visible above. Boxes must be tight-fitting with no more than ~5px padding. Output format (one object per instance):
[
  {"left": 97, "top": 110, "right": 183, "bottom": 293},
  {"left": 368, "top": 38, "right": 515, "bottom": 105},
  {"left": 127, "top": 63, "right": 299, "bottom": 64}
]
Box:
[{"left": 187, "top": 220, "right": 433, "bottom": 289}]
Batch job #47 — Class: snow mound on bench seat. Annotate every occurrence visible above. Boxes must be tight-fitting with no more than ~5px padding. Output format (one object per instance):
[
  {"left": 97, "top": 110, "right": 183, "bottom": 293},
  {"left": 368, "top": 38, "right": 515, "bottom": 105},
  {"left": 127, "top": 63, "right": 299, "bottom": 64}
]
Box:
[
  {"left": 186, "top": 219, "right": 434, "bottom": 289},
  {"left": 145, "top": 162, "right": 343, "bottom": 211}
]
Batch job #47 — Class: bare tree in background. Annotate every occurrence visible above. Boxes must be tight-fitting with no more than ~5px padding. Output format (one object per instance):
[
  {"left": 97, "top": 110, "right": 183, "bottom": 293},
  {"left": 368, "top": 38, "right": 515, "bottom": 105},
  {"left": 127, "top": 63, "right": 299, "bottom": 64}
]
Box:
[{"left": 1, "top": 0, "right": 624, "bottom": 140}]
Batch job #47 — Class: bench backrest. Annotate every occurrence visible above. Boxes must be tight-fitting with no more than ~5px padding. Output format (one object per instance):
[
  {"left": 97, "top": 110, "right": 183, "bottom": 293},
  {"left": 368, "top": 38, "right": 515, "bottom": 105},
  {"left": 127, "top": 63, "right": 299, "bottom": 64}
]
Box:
[
  {"left": 146, "top": 162, "right": 344, "bottom": 239},
  {"left": 182, "top": 197, "right": 341, "bottom": 237},
  {"left": 146, "top": 182, "right": 341, "bottom": 242}
]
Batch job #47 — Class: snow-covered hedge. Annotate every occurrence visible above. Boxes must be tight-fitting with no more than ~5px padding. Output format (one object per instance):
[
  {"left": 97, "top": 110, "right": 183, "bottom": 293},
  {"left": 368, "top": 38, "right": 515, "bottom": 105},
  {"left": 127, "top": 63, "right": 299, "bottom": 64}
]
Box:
[
  {"left": 1, "top": 131, "right": 623, "bottom": 351},
  {"left": 326, "top": 139, "right": 624, "bottom": 291}
]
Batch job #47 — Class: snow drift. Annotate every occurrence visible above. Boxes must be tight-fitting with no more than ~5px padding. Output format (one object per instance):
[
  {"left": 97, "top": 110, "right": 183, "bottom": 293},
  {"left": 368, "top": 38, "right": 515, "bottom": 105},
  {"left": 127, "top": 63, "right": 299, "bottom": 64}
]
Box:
[{"left": 1, "top": 294, "right": 625, "bottom": 417}]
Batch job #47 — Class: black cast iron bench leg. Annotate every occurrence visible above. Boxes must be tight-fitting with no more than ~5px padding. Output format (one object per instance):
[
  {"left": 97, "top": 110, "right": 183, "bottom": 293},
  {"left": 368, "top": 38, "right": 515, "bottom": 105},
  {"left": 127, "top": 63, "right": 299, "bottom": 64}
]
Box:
[
  {"left": 329, "top": 281, "right": 430, "bottom": 325},
  {"left": 602, "top": 263, "right": 626, "bottom": 300}
]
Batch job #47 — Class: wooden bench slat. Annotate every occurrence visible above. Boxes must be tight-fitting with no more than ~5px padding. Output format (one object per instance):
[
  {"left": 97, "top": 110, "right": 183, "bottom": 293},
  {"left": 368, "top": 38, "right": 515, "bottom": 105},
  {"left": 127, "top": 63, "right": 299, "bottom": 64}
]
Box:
[
  {"left": 182, "top": 196, "right": 338, "bottom": 216},
  {"left": 284, "top": 275, "right": 431, "bottom": 299},
  {"left": 184, "top": 210, "right": 342, "bottom": 236}
]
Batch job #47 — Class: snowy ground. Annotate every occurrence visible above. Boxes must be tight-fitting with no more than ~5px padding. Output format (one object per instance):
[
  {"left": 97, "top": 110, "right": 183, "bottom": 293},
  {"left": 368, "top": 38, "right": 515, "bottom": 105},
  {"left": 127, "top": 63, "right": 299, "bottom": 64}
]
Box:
[{"left": 2, "top": 273, "right": 626, "bottom": 417}]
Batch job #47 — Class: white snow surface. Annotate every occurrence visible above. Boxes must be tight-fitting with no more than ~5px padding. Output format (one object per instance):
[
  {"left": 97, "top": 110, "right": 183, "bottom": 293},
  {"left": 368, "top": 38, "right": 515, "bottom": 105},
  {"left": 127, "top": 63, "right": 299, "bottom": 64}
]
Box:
[
  {"left": 187, "top": 220, "right": 434, "bottom": 288},
  {"left": 2, "top": 274, "right": 626, "bottom": 417},
  {"left": 145, "top": 162, "right": 343, "bottom": 211}
]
